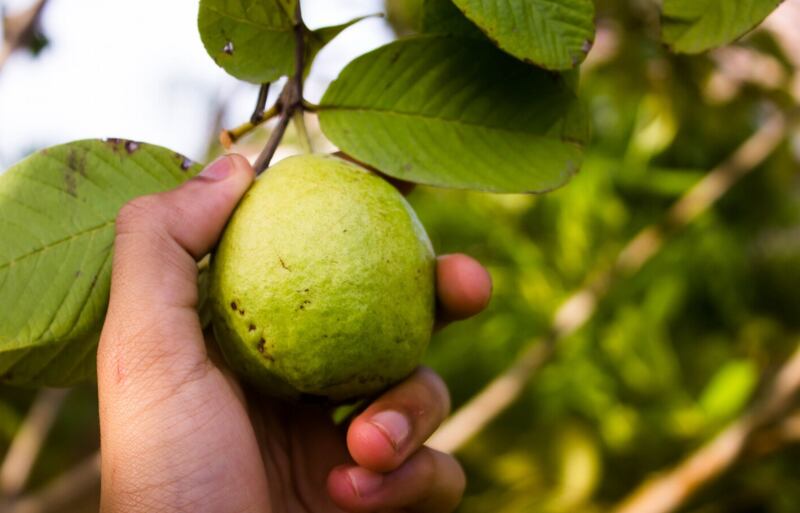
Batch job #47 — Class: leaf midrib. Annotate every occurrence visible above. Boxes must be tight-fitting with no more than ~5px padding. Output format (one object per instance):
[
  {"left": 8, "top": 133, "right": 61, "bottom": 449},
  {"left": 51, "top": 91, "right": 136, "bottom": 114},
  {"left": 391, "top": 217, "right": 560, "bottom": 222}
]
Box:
[
  {"left": 0, "top": 220, "right": 114, "bottom": 271},
  {"left": 320, "top": 105, "right": 582, "bottom": 143}
]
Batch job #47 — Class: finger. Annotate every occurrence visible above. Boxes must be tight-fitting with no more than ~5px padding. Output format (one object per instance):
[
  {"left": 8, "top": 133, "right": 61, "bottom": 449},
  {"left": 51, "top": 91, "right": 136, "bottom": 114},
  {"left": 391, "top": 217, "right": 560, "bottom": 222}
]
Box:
[
  {"left": 328, "top": 447, "right": 465, "bottom": 513},
  {"left": 436, "top": 253, "right": 492, "bottom": 327},
  {"left": 98, "top": 154, "right": 253, "bottom": 385},
  {"left": 347, "top": 367, "right": 450, "bottom": 473}
]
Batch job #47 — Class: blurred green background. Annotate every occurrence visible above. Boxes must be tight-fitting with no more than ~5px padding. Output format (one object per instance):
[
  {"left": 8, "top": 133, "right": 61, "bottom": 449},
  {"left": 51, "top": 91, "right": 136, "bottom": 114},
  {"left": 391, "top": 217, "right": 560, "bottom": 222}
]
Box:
[{"left": 2, "top": 0, "right": 800, "bottom": 511}]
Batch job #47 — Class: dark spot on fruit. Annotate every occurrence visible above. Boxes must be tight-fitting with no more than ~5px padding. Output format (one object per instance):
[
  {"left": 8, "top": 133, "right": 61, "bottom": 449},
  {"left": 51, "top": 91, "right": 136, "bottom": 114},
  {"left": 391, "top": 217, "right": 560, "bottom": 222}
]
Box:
[
  {"left": 257, "top": 338, "right": 274, "bottom": 362},
  {"left": 238, "top": 309, "right": 245, "bottom": 315},
  {"left": 278, "top": 257, "right": 291, "bottom": 271},
  {"left": 230, "top": 301, "right": 238, "bottom": 311},
  {"left": 248, "top": 324, "right": 256, "bottom": 332}
]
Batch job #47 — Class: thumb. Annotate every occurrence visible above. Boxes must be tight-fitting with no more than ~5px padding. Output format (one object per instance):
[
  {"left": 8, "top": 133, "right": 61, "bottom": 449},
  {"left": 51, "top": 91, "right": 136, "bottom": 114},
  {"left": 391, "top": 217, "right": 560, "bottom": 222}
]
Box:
[
  {"left": 110, "top": 153, "right": 253, "bottom": 311},
  {"left": 98, "top": 154, "right": 253, "bottom": 383}
]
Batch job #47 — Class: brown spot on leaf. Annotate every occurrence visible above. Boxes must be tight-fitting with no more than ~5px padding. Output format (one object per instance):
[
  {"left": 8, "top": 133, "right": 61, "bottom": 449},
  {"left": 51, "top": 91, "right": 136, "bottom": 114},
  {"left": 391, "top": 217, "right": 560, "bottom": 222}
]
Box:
[
  {"left": 63, "top": 149, "right": 87, "bottom": 197},
  {"left": 125, "top": 141, "right": 140, "bottom": 154},
  {"left": 223, "top": 41, "right": 234, "bottom": 55},
  {"left": 230, "top": 301, "right": 238, "bottom": 311}
]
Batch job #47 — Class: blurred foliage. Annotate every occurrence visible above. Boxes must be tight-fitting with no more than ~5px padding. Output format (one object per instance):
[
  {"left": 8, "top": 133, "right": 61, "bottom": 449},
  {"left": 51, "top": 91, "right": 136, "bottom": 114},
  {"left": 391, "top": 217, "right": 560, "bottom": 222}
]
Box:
[
  {"left": 410, "top": 0, "right": 800, "bottom": 511},
  {"left": 2, "top": 0, "right": 800, "bottom": 511}
]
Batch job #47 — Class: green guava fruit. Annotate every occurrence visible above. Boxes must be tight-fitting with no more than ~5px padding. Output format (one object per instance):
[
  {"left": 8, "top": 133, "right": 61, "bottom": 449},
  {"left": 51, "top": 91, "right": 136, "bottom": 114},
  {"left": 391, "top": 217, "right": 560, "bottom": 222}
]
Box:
[{"left": 208, "top": 154, "right": 436, "bottom": 402}]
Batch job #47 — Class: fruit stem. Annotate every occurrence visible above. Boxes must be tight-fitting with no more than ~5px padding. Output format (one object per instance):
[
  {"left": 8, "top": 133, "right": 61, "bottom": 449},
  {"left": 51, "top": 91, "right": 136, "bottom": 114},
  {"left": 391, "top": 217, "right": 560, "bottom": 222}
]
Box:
[{"left": 254, "top": 2, "right": 307, "bottom": 175}]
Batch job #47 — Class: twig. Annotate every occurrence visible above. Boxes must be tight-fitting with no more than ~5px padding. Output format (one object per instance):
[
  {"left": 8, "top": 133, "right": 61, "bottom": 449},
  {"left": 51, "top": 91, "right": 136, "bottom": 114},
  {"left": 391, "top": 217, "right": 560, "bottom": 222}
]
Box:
[
  {"left": 612, "top": 342, "right": 800, "bottom": 513},
  {"left": 0, "top": 389, "right": 70, "bottom": 498},
  {"left": 220, "top": 104, "right": 279, "bottom": 149},
  {"left": 5, "top": 451, "right": 100, "bottom": 513},
  {"left": 0, "top": 0, "right": 49, "bottom": 73},
  {"left": 428, "top": 109, "right": 789, "bottom": 454},
  {"left": 254, "top": 4, "right": 306, "bottom": 174},
  {"left": 250, "top": 82, "right": 271, "bottom": 124},
  {"left": 253, "top": 110, "right": 293, "bottom": 173}
]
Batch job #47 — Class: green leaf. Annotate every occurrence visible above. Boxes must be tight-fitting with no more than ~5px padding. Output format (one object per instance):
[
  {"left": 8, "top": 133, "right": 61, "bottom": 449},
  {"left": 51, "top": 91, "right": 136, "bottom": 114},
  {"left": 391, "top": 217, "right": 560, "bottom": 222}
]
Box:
[
  {"left": 198, "top": 0, "right": 298, "bottom": 83},
  {"left": 449, "top": 0, "right": 596, "bottom": 70},
  {"left": 699, "top": 359, "right": 758, "bottom": 423},
  {"left": 420, "top": 0, "right": 483, "bottom": 37},
  {"left": 661, "top": 0, "right": 782, "bottom": 54},
  {"left": 319, "top": 35, "right": 589, "bottom": 193},
  {"left": 0, "top": 139, "right": 202, "bottom": 386}
]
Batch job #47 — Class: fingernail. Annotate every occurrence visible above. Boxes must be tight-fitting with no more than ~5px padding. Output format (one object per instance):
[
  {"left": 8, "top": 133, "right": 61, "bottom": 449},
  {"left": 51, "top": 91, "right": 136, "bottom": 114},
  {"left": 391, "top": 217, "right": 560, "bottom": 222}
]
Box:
[
  {"left": 198, "top": 156, "right": 232, "bottom": 181},
  {"left": 346, "top": 467, "right": 383, "bottom": 498},
  {"left": 369, "top": 410, "right": 410, "bottom": 452}
]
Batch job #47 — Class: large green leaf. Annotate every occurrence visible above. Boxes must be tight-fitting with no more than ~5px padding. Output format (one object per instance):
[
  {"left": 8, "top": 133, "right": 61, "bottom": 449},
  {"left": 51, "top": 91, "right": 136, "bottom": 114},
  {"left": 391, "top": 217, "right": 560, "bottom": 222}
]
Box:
[
  {"left": 319, "top": 35, "right": 590, "bottom": 193},
  {"left": 661, "top": 0, "right": 783, "bottom": 53},
  {"left": 198, "top": 0, "right": 365, "bottom": 83},
  {"left": 449, "top": 0, "right": 595, "bottom": 70},
  {"left": 198, "top": 0, "right": 298, "bottom": 83},
  {"left": 0, "top": 139, "right": 202, "bottom": 386},
  {"left": 420, "top": 0, "right": 483, "bottom": 37}
]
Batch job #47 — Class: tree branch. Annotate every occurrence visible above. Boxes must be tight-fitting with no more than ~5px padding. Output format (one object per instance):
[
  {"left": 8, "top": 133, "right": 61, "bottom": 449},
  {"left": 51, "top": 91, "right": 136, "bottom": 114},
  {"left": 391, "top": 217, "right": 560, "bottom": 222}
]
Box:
[
  {"left": 5, "top": 451, "right": 100, "bottom": 513},
  {"left": 0, "top": 389, "right": 70, "bottom": 498},
  {"left": 220, "top": 104, "right": 279, "bottom": 149},
  {"left": 250, "top": 82, "right": 271, "bottom": 124},
  {"left": 0, "top": 0, "right": 49, "bottom": 74},
  {"left": 612, "top": 342, "right": 800, "bottom": 513},
  {"left": 428, "top": 108, "right": 789, "bottom": 455},
  {"left": 254, "top": 3, "right": 306, "bottom": 175}
]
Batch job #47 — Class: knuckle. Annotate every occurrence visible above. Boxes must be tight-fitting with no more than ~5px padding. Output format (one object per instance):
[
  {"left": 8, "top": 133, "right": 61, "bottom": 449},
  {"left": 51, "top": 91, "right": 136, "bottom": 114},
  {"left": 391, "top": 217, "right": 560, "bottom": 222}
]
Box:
[
  {"left": 423, "top": 450, "right": 465, "bottom": 513},
  {"left": 416, "top": 367, "right": 452, "bottom": 417},
  {"left": 115, "top": 195, "right": 167, "bottom": 235}
]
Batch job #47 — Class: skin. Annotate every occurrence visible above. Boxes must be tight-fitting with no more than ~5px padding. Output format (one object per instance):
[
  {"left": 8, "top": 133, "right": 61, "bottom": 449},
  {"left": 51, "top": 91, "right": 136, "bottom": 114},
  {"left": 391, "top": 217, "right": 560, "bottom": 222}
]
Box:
[{"left": 97, "top": 154, "right": 492, "bottom": 513}]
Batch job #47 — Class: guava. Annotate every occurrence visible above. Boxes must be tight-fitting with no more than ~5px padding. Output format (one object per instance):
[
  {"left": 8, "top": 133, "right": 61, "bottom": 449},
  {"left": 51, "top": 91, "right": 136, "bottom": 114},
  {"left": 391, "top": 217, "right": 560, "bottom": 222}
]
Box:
[{"left": 208, "top": 154, "right": 436, "bottom": 402}]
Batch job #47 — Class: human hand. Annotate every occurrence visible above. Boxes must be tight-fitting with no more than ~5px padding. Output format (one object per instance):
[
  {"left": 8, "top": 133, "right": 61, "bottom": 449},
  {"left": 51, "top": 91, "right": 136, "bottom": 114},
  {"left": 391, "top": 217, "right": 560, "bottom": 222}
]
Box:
[{"left": 97, "top": 155, "right": 492, "bottom": 513}]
